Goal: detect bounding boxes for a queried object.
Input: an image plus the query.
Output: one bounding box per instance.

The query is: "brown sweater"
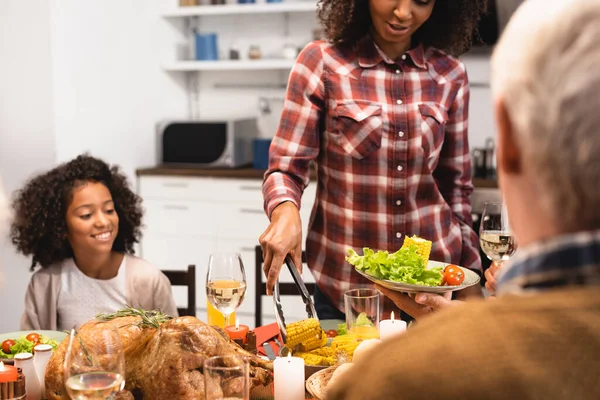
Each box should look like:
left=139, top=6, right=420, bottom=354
left=328, top=286, right=600, bottom=400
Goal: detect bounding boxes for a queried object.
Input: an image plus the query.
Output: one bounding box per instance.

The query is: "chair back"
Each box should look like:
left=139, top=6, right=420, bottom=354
left=254, top=245, right=315, bottom=327
left=163, top=265, right=196, bottom=317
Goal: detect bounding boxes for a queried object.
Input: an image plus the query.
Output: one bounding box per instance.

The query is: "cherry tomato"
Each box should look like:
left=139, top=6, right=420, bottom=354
left=26, top=333, right=40, bottom=344
left=2, top=339, right=15, bottom=354
left=444, top=264, right=461, bottom=274
left=444, top=268, right=465, bottom=286
left=325, top=329, right=338, bottom=338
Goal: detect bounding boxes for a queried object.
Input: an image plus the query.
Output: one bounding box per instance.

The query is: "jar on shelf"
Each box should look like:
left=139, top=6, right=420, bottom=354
left=248, top=45, right=262, bottom=60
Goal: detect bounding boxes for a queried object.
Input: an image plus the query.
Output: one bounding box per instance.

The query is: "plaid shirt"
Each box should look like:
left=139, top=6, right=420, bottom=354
left=263, top=37, right=481, bottom=312
left=497, top=230, right=600, bottom=295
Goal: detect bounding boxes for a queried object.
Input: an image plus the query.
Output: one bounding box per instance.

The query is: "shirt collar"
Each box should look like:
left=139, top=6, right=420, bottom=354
left=497, top=230, right=600, bottom=295
left=357, top=36, right=427, bottom=70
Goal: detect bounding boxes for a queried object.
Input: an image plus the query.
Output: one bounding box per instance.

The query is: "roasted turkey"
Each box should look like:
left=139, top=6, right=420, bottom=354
left=45, top=314, right=273, bottom=399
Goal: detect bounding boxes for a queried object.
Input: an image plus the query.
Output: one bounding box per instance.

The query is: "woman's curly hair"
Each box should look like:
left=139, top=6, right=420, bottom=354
left=10, top=154, right=143, bottom=271
left=318, top=0, right=488, bottom=56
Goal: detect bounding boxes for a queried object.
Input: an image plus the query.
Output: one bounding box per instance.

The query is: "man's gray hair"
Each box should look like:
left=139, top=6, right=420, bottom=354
left=491, top=0, right=600, bottom=231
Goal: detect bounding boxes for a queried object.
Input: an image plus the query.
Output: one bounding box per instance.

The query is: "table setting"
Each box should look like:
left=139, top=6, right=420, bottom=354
left=0, top=202, right=516, bottom=399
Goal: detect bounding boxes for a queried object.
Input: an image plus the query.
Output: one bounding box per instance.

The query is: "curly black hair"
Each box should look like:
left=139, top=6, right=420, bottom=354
left=10, top=154, right=143, bottom=271
left=317, top=0, right=488, bottom=56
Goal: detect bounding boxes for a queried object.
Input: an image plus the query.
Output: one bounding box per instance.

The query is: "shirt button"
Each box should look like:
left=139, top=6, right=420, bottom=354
left=397, top=165, right=403, bottom=171
left=396, top=99, right=403, bottom=105
left=398, top=131, right=405, bottom=137
left=396, top=232, right=402, bottom=238
left=395, top=69, right=400, bottom=74
left=402, top=54, right=407, bottom=60
left=396, top=200, right=402, bottom=206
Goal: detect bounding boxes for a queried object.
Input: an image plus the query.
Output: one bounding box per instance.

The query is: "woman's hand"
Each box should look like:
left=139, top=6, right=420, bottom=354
left=484, top=261, right=502, bottom=294
left=376, top=284, right=458, bottom=320
left=259, top=202, right=303, bottom=295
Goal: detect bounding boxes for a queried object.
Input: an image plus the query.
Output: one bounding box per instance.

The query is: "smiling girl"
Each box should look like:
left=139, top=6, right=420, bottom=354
left=260, top=0, right=487, bottom=319
left=11, top=155, right=177, bottom=330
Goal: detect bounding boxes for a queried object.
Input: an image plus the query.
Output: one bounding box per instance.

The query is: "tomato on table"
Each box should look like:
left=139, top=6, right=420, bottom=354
left=2, top=339, right=15, bottom=354
left=26, top=332, right=40, bottom=345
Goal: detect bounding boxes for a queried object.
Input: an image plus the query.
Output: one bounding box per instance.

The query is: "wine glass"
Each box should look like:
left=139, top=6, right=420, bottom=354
left=63, top=323, right=126, bottom=400
left=479, top=202, right=517, bottom=268
left=206, top=252, right=247, bottom=327
left=203, top=355, right=250, bottom=400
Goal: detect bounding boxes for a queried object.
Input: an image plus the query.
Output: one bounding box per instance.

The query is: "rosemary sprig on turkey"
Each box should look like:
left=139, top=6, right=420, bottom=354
left=95, top=306, right=173, bottom=328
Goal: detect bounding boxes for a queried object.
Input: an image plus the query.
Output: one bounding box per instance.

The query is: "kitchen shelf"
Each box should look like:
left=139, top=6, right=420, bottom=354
left=162, top=2, right=317, bottom=17
left=163, top=59, right=296, bottom=71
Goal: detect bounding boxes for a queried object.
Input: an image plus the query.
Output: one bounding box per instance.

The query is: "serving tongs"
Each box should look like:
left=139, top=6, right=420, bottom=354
left=273, top=255, right=320, bottom=345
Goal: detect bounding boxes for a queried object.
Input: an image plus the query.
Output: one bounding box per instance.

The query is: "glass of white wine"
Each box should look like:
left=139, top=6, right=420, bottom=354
left=206, top=252, right=247, bottom=327
left=479, top=202, right=517, bottom=267
left=63, top=323, right=125, bottom=400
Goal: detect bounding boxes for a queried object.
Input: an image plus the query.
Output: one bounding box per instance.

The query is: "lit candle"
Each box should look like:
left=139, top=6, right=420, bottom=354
left=274, top=353, right=305, bottom=400
left=225, top=318, right=250, bottom=344
left=0, top=361, right=18, bottom=382
left=379, top=311, right=407, bottom=341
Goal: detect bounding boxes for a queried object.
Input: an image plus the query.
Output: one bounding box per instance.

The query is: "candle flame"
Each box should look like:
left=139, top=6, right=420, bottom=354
left=391, top=311, right=395, bottom=321
left=0, top=361, right=4, bottom=370
left=287, top=352, right=292, bottom=360
left=235, top=318, right=239, bottom=330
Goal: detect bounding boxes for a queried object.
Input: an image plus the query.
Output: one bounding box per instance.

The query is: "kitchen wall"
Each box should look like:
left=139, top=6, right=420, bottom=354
left=0, top=0, right=495, bottom=330
left=0, top=0, right=57, bottom=331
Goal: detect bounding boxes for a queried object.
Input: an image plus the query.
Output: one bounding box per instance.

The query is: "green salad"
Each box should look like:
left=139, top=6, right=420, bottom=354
left=0, top=334, right=59, bottom=359
left=346, top=245, right=444, bottom=286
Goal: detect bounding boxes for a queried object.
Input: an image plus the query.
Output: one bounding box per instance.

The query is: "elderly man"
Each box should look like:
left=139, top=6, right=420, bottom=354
left=328, top=0, right=600, bottom=398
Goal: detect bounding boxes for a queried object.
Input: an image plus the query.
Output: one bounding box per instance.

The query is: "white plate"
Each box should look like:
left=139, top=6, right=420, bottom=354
left=355, top=260, right=480, bottom=294
left=0, top=330, right=67, bottom=364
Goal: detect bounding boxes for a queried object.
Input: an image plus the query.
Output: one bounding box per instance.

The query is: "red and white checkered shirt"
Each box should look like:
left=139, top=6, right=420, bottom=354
left=263, top=36, right=482, bottom=312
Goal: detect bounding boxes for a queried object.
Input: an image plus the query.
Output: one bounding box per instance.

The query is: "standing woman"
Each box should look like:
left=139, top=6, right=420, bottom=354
left=260, top=0, right=487, bottom=318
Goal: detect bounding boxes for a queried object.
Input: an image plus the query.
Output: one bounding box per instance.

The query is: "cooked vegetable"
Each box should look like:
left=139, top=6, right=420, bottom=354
left=285, top=318, right=327, bottom=352
left=0, top=333, right=59, bottom=359
left=346, top=245, right=444, bottom=286
left=337, top=323, right=347, bottom=336
left=401, top=236, right=433, bottom=265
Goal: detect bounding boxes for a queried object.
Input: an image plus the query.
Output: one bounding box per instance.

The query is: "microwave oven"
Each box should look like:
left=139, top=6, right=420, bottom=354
left=157, top=118, right=259, bottom=168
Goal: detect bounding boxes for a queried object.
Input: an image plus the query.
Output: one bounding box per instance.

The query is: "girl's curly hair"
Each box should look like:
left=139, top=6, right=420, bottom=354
left=10, top=154, right=143, bottom=271
left=318, top=0, right=488, bottom=56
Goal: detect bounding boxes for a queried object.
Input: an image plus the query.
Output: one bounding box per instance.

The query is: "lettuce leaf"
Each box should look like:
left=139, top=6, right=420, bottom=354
left=347, top=245, right=444, bottom=286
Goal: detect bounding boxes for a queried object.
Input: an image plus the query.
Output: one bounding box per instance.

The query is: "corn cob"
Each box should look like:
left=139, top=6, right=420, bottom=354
left=402, top=235, right=432, bottom=264
left=331, top=334, right=363, bottom=362
left=285, top=318, right=327, bottom=352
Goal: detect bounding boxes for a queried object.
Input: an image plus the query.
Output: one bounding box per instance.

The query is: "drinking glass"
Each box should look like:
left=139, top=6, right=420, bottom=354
left=206, top=252, right=247, bottom=327
left=344, top=288, right=380, bottom=339
left=63, top=323, right=126, bottom=400
left=204, top=355, right=250, bottom=400
left=479, top=202, right=517, bottom=267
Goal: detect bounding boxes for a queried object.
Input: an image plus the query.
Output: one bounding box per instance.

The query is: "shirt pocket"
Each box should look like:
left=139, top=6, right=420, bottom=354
left=418, top=102, right=448, bottom=164
left=329, top=101, right=383, bottom=160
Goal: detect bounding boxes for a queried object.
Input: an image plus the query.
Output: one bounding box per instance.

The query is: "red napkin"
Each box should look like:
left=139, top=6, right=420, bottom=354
left=254, top=322, right=283, bottom=356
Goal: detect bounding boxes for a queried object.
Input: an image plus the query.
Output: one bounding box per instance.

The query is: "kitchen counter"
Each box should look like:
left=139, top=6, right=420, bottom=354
left=136, top=165, right=498, bottom=188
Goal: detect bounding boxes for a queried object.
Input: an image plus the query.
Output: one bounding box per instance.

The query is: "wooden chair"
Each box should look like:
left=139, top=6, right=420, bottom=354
left=163, top=265, right=196, bottom=317
left=254, top=245, right=316, bottom=327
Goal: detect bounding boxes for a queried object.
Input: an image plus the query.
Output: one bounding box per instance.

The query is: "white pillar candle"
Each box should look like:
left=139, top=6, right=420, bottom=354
left=379, top=311, right=407, bottom=341
left=274, top=353, right=305, bottom=400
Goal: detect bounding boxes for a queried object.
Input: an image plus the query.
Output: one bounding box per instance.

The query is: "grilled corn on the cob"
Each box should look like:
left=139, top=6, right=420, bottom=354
left=402, top=235, right=432, bottom=264
left=285, top=318, right=327, bottom=352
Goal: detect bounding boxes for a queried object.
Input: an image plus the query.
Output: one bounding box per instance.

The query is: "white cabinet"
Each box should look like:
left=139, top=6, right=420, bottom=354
left=138, top=174, right=316, bottom=328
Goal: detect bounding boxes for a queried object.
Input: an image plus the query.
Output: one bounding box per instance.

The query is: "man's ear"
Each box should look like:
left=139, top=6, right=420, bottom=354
left=494, top=98, right=522, bottom=174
